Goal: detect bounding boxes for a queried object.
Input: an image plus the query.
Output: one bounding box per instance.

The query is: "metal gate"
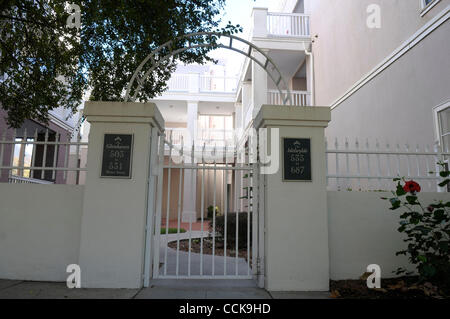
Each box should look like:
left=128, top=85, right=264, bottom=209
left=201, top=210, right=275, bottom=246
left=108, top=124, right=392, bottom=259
left=146, top=131, right=263, bottom=282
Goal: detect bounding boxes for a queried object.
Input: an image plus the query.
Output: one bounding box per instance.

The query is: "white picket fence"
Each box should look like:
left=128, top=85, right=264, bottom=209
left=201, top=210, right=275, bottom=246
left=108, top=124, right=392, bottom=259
left=0, top=128, right=88, bottom=185
left=326, top=138, right=450, bottom=192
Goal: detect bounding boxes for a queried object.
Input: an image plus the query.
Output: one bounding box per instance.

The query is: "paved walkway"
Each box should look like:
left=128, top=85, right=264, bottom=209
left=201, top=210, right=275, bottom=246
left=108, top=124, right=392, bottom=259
left=0, top=279, right=330, bottom=299
left=158, top=231, right=251, bottom=277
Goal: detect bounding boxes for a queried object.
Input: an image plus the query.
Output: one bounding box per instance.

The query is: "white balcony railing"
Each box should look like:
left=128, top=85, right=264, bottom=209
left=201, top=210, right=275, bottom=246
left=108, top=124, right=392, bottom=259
left=267, top=13, right=310, bottom=37
left=8, top=175, right=54, bottom=184
left=268, top=90, right=311, bottom=106
left=165, top=73, right=238, bottom=94
left=165, top=128, right=235, bottom=147
left=166, top=74, right=190, bottom=92
left=199, top=75, right=238, bottom=93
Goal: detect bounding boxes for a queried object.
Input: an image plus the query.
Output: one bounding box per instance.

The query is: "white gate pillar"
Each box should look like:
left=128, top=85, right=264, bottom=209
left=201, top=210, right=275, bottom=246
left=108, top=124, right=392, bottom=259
left=79, top=101, right=164, bottom=288
left=254, top=105, right=331, bottom=292
left=182, top=101, right=198, bottom=222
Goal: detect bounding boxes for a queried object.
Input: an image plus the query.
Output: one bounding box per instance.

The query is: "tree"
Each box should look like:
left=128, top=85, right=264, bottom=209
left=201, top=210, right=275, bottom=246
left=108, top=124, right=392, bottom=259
left=0, top=0, right=241, bottom=128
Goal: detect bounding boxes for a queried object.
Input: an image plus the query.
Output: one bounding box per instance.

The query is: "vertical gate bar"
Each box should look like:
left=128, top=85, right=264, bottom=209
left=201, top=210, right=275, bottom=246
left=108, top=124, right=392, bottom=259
left=0, top=129, right=5, bottom=178
left=143, top=127, right=158, bottom=286
left=212, top=144, right=217, bottom=276
left=235, top=154, right=239, bottom=276
left=396, top=143, right=401, bottom=178
left=258, top=162, right=265, bottom=288
left=63, top=135, right=69, bottom=180
left=325, top=138, right=328, bottom=186
left=21, top=129, right=27, bottom=177
left=223, top=143, right=228, bottom=275
left=75, top=132, right=81, bottom=184
left=252, top=159, right=258, bottom=277
left=164, top=133, right=173, bottom=276
left=200, top=143, right=206, bottom=276
left=247, top=153, right=251, bottom=276
left=52, top=133, right=59, bottom=181
left=175, top=137, right=184, bottom=277
left=187, top=142, right=195, bottom=277
left=9, top=129, right=17, bottom=178
left=41, top=129, right=49, bottom=180
left=152, top=133, right=165, bottom=278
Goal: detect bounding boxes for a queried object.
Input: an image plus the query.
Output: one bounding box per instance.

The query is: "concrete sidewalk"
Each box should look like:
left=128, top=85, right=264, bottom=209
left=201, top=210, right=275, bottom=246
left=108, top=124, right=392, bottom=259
left=0, top=279, right=330, bottom=299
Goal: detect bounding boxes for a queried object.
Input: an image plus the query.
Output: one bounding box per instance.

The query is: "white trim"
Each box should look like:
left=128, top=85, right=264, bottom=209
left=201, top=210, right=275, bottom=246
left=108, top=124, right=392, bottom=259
left=433, top=99, right=450, bottom=146
left=421, top=0, right=441, bottom=17
left=48, top=113, right=75, bottom=132
left=330, top=5, right=450, bottom=110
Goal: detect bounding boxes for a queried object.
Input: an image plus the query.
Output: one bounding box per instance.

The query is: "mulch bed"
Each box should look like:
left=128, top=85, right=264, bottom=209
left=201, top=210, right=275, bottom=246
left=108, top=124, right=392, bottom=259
left=330, top=276, right=449, bottom=299
left=167, top=237, right=250, bottom=261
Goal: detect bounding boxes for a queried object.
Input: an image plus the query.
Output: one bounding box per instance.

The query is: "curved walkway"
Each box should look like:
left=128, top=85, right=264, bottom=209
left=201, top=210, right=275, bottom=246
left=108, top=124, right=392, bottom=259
left=157, top=231, right=251, bottom=277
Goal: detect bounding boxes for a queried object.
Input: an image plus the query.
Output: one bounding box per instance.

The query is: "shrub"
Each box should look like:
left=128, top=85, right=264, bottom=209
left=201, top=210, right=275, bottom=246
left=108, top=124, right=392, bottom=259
left=161, top=228, right=186, bottom=234
left=207, top=205, right=220, bottom=219
left=212, top=212, right=252, bottom=249
left=382, top=162, right=450, bottom=287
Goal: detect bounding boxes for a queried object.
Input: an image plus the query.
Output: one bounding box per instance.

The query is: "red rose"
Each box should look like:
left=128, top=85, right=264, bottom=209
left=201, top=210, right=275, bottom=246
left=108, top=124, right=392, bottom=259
left=403, top=181, right=421, bottom=194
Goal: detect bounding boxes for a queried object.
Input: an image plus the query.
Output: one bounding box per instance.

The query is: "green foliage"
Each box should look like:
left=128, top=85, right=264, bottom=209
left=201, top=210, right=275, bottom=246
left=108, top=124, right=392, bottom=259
left=213, top=212, right=251, bottom=249
left=161, top=227, right=186, bottom=234
left=207, top=205, right=220, bottom=219
left=383, top=163, right=450, bottom=286
left=0, top=0, right=242, bottom=127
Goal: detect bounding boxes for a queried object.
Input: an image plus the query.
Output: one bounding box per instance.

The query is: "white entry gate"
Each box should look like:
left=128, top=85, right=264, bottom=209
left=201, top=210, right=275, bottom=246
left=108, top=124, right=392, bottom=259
left=146, top=131, right=263, bottom=282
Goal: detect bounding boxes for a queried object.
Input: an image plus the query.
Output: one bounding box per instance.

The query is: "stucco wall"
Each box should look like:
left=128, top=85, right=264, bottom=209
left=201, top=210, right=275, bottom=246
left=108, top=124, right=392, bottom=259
left=0, top=184, right=84, bottom=282
left=328, top=191, right=450, bottom=280
left=307, top=0, right=450, bottom=106
left=325, top=20, right=450, bottom=146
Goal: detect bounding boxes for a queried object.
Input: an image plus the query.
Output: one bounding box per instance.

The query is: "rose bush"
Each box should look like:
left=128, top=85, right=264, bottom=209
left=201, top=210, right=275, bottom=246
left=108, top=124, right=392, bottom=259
left=383, top=163, right=450, bottom=289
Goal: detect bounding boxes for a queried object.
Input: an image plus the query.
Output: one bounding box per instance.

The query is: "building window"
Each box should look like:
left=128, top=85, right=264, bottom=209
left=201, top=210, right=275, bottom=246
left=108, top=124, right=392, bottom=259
left=436, top=106, right=450, bottom=152
left=10, top=124, right=59, bottom=181
left=12, top=138, right=34, bottom=178
left=421, top=0, right=441, bottom=16
left=434, top=102, right=450, bottom=192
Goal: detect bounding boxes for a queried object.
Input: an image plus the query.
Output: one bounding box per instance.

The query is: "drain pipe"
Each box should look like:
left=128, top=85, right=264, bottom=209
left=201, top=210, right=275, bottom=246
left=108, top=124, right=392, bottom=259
left=304, top=47, right=315, bottom=106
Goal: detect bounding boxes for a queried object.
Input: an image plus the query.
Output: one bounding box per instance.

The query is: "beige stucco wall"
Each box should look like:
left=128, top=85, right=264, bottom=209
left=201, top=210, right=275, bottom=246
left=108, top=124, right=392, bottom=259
left=325, top=20, right=450, bottom=145
left=0, top=184, right=84, bottom=282
left=328, top=191, right=450, bottom=279
left=307, top=0, right=450, bottom=106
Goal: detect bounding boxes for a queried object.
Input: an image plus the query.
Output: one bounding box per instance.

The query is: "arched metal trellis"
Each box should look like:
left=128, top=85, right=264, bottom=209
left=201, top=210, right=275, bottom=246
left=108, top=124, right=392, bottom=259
left=124, top=32, right=293, bottom=105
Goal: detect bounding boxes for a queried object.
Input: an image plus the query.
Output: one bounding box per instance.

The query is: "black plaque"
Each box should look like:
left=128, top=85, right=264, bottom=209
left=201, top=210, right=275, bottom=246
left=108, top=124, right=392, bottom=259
left=101, top=134, right=133, bottom=178
left=283, top=138, right=311, bottom=181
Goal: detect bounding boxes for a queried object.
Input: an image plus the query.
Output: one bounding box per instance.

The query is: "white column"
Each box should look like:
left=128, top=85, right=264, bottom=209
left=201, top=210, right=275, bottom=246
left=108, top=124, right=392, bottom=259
left=182, top=101, right=198, bottom=222
left=251, top=7, right=268, bottom=38
left=242, top=81, right=252, bottom=129
left=79, top=101, right=164, bottom=288
left=251, top=50, right=268, bottom=119
left=254, top=105, right=331, bottom=292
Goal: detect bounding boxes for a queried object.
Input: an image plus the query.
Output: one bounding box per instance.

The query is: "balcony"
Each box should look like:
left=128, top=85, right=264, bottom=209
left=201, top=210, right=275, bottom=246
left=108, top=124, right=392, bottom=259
left=165, top=128, right=234, bottom=147
left=252, top=8, right=310, bottom=40
left=267, top=90, right=311, bottom=106
left=165, top=73, right=238, bottom=94
left=267, top=13, right=310, bottom=37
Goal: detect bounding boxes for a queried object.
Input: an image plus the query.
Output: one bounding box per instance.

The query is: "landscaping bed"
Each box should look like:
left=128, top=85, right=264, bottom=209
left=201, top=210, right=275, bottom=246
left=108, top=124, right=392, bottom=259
left=330, top=276, right=449, bottom=299
left=167, top=237, right=250, bottom=261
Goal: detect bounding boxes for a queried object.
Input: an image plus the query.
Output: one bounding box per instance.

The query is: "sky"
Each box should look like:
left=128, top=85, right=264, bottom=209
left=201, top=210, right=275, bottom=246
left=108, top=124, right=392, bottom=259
left=203, top=0, right=271, bottom=77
